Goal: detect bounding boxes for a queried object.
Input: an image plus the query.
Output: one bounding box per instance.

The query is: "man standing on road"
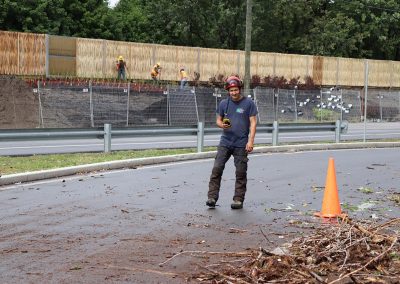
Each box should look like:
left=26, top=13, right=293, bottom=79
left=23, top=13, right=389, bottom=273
left=206, top=75, right=258, bottom=209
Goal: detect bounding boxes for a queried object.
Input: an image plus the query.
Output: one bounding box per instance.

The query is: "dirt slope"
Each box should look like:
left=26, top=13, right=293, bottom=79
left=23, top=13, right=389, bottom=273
left=0, top=76, right=39, bottom=129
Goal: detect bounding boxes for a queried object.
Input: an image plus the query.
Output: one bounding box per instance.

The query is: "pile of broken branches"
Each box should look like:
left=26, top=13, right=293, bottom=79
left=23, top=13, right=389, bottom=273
left=191, top=217, right=400, bottom=283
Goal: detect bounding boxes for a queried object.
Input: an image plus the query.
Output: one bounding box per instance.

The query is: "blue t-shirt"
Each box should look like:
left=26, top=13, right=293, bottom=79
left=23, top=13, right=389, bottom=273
left=217, top=96, right=258, bottom=148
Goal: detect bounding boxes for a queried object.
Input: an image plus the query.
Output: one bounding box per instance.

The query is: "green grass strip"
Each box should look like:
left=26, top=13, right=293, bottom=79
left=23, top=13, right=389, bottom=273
left=1, top=138, right=399, bottom=175
left=0, top=147, right=216, bottom=175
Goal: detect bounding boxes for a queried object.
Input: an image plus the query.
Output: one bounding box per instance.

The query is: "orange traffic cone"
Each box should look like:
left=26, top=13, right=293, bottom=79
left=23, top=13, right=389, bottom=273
left=315, top=158, right=345, bottom=218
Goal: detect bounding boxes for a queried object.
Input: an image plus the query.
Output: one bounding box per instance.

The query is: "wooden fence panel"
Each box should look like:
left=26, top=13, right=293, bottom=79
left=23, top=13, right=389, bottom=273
left=18, top=32, right=45, bottom=75
left=200, top=48, right=220, bottom=81
left=219, top=49, right=240, bottom=78
left=106, top=40, right=133, bottom=79
left=48, top=35, right=76, bottom=76
left=0, top=31, right=45, bottom=75
left=292, top=54, right=312, bottom=82
left=129, top=42, right=153, bottom=80
left=368, top=60, right=382, bottom=87
left=272, top=53, right=311, bottom=82
left=0, top=31, right=18, bottom=75
left=339, top=57, right=362, bottom=87
left=321, top=56, right=337, bottom=86
left=76, top=38, right=104, bottom=78
left=153, top=44, right=200, bottom=81
left=368, top=60, right=379, bottom=87
left=252, top=52, right=274, bottom=79
left=351, top=59, right=364, bottom=87
left=275, top=53, right=293, bottom=79
left=368, top=60, right=391, bottom=87
left=392, top=61, right=400, bottom=88
left=312, top=56, right=323, bottom=85
left=49, top=35, right=76, bottom=56
left=237, top=50, right=245, bottom=78
left=152, top=44, right=179, bottom=81
left=338, top=58, right=352, bottom=87
left=49, top=56, right=76, bottom=76
left=3, top=31, right=400, bottom=88
left=176, top=46, right=198, bottom=81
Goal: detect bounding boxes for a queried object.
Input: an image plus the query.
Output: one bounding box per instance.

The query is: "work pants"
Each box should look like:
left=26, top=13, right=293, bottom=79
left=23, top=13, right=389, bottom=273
left=118, top=69, right=126, bottom=80
left=208, top=146, right=249, bottom=202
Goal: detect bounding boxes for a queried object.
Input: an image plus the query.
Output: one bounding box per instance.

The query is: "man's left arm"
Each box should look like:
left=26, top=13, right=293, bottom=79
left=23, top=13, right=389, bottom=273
left=246, top=115, right=257, bottom=152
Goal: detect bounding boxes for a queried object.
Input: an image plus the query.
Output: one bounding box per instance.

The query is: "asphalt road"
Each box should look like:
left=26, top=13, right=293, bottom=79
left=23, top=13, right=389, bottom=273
left=0, top=148, right=399, bottom=283
left=0, top=122, right=399, bottom=156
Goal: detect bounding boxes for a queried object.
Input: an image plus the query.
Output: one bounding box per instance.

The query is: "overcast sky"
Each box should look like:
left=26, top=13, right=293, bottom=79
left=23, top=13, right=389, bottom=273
left=108, top=0, right=119, bottom=8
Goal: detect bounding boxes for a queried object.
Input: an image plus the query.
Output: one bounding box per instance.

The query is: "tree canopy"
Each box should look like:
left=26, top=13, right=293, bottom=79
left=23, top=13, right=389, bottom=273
left=1, top=0, right=399, bottom=60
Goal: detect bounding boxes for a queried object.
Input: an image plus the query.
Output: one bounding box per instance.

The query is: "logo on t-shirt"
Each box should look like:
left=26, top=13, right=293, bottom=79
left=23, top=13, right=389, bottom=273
left=236, top=108, right=244, bottom=114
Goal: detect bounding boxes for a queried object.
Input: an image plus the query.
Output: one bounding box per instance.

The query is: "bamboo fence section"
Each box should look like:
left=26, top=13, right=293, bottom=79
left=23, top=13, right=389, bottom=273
left=219, top=49, right=239, bottom=77
left=2, top=30, right=400, bottom=87
left=369, top=59, right=392, bottom=87
left=0, top=31, right=45, bottom=75
left=0, top=31, right=18, bottom=75
left=199, top=48, right=220, bottom=81
left=276, top=53, right=293, bottom=80
left=392, top=61, right=400, bottom=88
left=312, top=56, right=324, bottom=85
left=152, top=44, right=198, bottom=81
left=106, top=40, right=133, bottom=78
left=291, top=54, right=312, bottom=80
left=250, top=51, right=272, bottom=77
left=338, top=58, right=363, bottom=87
left=128, top=42, right=153, bottom=79
left=76, top=38, right=104, bottom=78
left=322, top=56, right=337, bottom=86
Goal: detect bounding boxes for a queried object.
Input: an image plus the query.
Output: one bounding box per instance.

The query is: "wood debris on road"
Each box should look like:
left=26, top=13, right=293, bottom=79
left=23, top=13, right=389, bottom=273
left=190, top=217, right=400, bottom=283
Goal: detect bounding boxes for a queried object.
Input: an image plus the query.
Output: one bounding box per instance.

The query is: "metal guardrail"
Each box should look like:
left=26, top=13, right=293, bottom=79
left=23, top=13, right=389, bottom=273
left=0, top=121, right=348, bottom=153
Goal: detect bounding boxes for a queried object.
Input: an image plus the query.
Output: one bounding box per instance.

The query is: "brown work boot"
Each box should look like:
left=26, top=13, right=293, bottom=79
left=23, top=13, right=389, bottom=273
left=206, top=198, right=216, bottom=208
left=231, top=200, right=243, bottom=209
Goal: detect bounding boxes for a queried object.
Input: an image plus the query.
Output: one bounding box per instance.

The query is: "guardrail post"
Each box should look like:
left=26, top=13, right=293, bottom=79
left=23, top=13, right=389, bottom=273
left=197, top=122, right=204, bottom=153
left=335, top=120, right=341, bottom=143
left=104, top=123, right=112, bottom=153
left=272, top=121, right=279, bottom=146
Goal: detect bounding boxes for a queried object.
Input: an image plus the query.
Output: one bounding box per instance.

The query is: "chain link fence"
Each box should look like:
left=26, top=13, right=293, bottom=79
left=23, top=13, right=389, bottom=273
left=253, top=87, right=363, bottom=123
left=34, top=81, right=400, bottom=128
left=253, top=87, right=275, bottom=123
left=168, top=87, right=198, bottom=126
left=367, top=89, right=400, bottom=122
left=38, top=81, right=92, bottom=128
left=317, top=88, right=363, bottom=122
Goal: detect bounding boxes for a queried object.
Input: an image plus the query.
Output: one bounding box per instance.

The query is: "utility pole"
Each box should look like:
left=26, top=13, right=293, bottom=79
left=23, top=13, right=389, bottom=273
left=244, top=0, right=253, bottom=93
